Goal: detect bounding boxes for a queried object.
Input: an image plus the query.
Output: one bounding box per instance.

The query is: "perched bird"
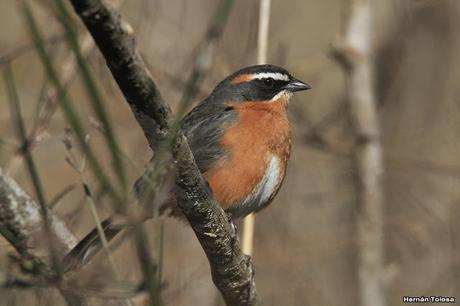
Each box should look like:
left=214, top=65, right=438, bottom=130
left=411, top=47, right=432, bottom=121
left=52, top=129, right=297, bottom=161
left=63, top=64, right=310, bottom=271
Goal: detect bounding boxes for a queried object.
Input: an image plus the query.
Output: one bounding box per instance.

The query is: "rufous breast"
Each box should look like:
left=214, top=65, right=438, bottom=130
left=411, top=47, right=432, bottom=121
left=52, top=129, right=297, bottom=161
left=206, top=94, right=292, bottom=217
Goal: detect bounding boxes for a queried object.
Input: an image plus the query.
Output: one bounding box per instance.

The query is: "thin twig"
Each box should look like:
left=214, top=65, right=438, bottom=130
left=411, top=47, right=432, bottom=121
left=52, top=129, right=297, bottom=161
left=54, top=0, right=128, bottom=192
left=63, top=136, right=131, bottom=306
left=0, top=33, right=69, bottom=66
left=20, top=0, right=122, bottom=205
left=49, top=184, right=77, bottom=209
left=5, top=29, right=95, bottom=178
left=133, top=222, right=163, bottom=306
left=4, top=63, right=63, bottom=281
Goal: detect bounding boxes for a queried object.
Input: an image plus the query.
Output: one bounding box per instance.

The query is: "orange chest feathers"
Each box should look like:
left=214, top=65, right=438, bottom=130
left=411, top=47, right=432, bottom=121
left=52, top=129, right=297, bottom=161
left=206, top=96, right=292, bottom=215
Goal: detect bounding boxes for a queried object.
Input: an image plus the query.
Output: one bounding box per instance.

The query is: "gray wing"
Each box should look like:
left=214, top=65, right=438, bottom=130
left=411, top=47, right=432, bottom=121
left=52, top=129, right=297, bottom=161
left=180, top=99, right=237, bottom=174
left=133, top=99, right=237, bottom=195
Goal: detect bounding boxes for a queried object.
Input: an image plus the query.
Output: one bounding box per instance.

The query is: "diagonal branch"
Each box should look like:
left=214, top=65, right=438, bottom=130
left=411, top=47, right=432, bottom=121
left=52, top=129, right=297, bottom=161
left=66, top=0, right=256, bottom=305
left=0, top=168, right=97, bottom=306
left=68, top=0, right=170, bottom=149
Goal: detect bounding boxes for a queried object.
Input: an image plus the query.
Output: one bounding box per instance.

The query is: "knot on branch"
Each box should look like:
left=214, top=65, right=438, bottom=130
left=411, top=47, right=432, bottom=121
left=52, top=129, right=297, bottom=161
left=331, top=40, right=364, bottom=72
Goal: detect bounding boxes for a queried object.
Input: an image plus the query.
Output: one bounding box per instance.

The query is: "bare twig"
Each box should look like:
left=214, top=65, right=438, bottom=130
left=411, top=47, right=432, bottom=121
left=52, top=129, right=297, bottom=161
left=333, top=1, right=386, bottom=306
left=4, top=63, right=64, bottom=280
left=64, top=136, right=116, bottom=273
left=4, top=29, right=94, bottom=179
left=6, top=0, right=124, bottom=179
left=0, top=33, right=68, bottom=66
left=20, top=0, right=123, bottom=205
left=54, top=0, right=128, bottom=191
left=49, top=184, right=77, bottom=209
left=28, top=33, right=94, bottom=153
left=66, top=0, right=256, bottom=305
left=28, top=0, right=123, bottom=156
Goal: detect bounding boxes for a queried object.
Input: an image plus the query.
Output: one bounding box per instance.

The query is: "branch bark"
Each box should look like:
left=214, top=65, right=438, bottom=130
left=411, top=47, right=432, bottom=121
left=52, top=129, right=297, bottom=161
left=0, top=168, right=77, bottom=254
left=0, top=168, right=97, bottom=306
left=333, top=1, right=386, bottom=306
left=66, top=1, right=256, bottom=305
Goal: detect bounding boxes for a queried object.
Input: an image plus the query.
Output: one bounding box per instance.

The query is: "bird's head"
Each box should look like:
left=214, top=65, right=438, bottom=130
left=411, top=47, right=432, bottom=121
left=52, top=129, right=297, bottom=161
left=210, top=64, right=311, bottom=105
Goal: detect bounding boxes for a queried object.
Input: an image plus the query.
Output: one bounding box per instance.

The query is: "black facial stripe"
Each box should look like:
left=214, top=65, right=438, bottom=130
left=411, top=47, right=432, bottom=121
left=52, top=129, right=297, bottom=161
left=227, top=78, right=289, bottom=103
left=212, top=66, right=293, bottom=103
left=258, top=78, right=289, bottom=88
left=240, top=78, right=289, bottom=101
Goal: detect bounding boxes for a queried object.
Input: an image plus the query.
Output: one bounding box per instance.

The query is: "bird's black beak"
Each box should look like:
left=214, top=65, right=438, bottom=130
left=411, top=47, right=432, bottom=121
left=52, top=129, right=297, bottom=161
left=284, top=77, right=311, bottom=92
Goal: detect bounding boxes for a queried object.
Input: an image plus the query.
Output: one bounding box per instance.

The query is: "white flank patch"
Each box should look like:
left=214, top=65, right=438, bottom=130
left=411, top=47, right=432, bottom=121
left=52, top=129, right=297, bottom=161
left=258, top=155, right=282, bottom=203
left=250, top=72, right=289, bottom=81
left=230, top=155, right=282, bottom=218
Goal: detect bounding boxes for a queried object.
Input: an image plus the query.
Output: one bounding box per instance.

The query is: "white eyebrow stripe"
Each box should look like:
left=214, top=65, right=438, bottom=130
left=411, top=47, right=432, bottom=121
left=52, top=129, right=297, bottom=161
left=250, top=72, right=289, bottom=81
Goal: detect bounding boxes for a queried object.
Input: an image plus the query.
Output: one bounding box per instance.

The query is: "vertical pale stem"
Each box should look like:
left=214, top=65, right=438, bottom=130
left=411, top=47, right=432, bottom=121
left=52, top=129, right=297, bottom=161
left=343, top=1, right=386, bottom=306
left=242, top=0, right=271, bottom=256
left=257, top=0, right=271, bottom=64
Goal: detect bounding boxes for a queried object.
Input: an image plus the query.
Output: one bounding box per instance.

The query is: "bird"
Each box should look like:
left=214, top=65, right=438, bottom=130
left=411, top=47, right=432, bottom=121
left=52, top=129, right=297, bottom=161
left=62, top=64, right=310, bottom=271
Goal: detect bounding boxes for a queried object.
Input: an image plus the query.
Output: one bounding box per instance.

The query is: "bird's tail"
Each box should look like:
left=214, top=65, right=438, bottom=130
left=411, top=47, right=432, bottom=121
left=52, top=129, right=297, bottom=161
left=62, top=217, right=123, bottom=273
left=62, top=172, right=178, bottom=273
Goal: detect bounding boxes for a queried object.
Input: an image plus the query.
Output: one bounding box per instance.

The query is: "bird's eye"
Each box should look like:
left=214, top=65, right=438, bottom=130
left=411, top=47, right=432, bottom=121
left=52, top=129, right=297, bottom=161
left=263, top=78, right=274, bottom=89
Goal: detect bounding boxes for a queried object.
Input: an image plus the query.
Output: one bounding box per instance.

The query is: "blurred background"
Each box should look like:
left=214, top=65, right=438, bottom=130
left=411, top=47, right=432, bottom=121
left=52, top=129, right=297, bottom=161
left=1, top=0, right=460, bottom=305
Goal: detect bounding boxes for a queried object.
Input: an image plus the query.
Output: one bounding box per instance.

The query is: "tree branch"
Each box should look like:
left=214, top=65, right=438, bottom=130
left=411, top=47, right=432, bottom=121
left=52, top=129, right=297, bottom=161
left=0, top=168, right=77, bottom=254
left=333, top=1, right=386, bottom=306
left=0, top=168, right=98, bottom=306
left=66, top=0, right=256, bottom=305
